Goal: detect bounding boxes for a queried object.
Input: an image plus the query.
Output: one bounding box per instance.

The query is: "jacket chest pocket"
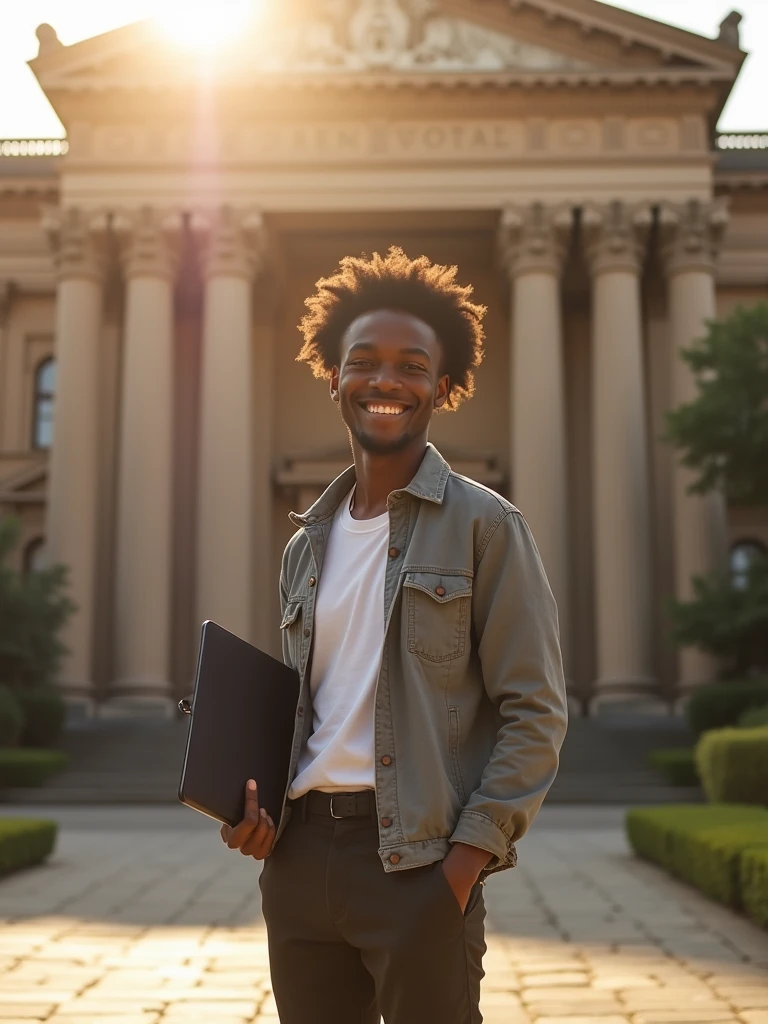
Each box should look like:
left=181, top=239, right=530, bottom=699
left=280, top=600, right=304, bottom=669
left=403, top=571, right=473, bottom=663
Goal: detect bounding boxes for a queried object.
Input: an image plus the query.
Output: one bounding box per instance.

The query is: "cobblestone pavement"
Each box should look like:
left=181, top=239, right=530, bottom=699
left=0, top=806, right=766, bottom=1024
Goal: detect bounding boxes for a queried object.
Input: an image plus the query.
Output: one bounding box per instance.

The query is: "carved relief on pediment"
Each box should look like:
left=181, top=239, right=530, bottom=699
left=259, top=0, right=595, bottom=74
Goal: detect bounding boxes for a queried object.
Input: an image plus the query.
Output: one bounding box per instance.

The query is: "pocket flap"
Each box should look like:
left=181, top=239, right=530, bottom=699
left=403, top=571, right=472, bottom=603
left=280, top=601, right=302, bottom=628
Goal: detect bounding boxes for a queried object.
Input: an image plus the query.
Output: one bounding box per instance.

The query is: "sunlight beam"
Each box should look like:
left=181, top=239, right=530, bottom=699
left=153, top=0, right=257, bottom=53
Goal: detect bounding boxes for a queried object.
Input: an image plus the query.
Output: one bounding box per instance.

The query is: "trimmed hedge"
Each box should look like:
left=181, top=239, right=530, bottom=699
left=741, top=847, right=768, bottom=929
left=0, top=749, right=68, bottom=787
left=687, top=679, right=768, bottom=736
left=648, top=748, right=699, bottom=787
left=696, top=727, right=768, bottom=806
left=0, top=818, right=58, bottom=876
left=0, top=685, right=24, bottom=747
left=626, top=804, right=768, bottom=905
left=739, top=704, right=768, bottom=729
left=16, top=687, right=67, bottom=747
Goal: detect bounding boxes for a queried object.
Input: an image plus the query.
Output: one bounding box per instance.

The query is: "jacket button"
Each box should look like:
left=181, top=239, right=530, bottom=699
left=381, top=817, right=392, bottom=828
left=388, top=547, right=399, bottom=558
left=381, top=755, right=392, bottom=767
left=308, top=576, right=316, bottom=587
left=303, top=628, right=310, bottom=638
left=297, top=706, right=304, bottom=715
left=435, top=585, right=446, bottom=597
left=389, top=853, right=401, bottom=865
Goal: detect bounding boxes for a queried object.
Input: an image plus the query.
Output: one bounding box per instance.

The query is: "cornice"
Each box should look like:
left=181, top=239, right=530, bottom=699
left=715, top=173, right=768, bottom=193
left=37, top=67, right=735, bottom=94
left=504, top=0, right=741, bottom=70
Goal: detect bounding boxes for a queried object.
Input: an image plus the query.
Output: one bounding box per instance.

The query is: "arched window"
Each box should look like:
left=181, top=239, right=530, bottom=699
left=730, top=539, right=767, bottom=591
left=23, top=537, right=46, bottom=575
left=32, top=357, right=56, bottom=450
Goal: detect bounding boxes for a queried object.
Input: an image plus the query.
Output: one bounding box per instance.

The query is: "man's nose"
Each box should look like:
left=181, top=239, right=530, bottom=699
left=369, top=369, right=402, bottom=392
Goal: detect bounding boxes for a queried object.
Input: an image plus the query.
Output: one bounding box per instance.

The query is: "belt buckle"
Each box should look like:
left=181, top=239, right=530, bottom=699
left=330, top=796, right=343, bottom=820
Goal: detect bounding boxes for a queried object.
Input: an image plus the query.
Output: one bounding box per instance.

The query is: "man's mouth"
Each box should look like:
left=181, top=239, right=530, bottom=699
left=359, top=401, right=410, bottom=417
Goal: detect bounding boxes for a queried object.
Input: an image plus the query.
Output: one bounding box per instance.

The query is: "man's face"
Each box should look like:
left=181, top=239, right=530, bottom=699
left=330, top=309, right=449, bottom=456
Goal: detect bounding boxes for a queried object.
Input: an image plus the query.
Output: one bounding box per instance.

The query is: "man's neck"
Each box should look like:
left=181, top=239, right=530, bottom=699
left=349, top=442, right=428, bottom=520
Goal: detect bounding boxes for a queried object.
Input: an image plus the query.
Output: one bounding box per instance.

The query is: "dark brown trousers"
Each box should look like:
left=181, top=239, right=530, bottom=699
left=259, top=790, right=486, bottom=1024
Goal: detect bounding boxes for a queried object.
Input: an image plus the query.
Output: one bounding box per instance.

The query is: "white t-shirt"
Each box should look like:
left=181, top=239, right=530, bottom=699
left=288, top=488, right=389, bottom=799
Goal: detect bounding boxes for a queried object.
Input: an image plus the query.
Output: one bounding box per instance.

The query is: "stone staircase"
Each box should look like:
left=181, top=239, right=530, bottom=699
left=1, top=706, right=701, bottom=806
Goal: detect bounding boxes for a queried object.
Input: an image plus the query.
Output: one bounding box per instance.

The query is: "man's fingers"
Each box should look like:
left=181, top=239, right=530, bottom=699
left=243, top=778, right=260, bottom=817
left=225, top=780, right=262, bottom=849
left=241, top=812, right=276, bottom=859
left=220, top=823, right=232, bottom=844
left=240, top=809, right=270, bottom=855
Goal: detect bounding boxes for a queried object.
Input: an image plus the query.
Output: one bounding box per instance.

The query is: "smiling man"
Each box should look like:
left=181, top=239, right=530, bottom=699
left=222, top=247, right=568, bottom=1024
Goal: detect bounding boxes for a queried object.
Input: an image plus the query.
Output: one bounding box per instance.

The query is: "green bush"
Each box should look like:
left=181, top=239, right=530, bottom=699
left=696, top=727, right=768, bottom=805
left=0, top=749, right=68, bottom=787
left=0, top=685, right=24, bottom=747
left=741, top=847, right=768, bottom=928
left=739, top=704, right=768, bottom=728
left=0, top=516, right=76, bottom=688
left=626, top=805, right=768, bottom=910
left=0, top=818, right=57, bottom=876
left=687, top=679, right=768, bottom=735
left=648, top=748, right=699, bottom=786
left=16, top=687, right=66, bottom=747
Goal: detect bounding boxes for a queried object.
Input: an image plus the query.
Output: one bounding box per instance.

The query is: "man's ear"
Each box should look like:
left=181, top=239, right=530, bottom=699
left=330, top=367, right=340, bottom=403
left=434, top=375, right=450, bottom=410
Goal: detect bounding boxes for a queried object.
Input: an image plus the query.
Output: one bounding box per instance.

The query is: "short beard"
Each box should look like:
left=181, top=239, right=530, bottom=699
left=348, top=424, right=413, bottom=456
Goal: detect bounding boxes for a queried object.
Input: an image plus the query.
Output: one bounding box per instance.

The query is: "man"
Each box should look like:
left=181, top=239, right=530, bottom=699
left=221, top=248, right=568, bottom=1023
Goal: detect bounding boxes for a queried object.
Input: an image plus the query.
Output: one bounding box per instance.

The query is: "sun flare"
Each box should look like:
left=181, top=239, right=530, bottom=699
left=154, top=0, right=258, bottom=52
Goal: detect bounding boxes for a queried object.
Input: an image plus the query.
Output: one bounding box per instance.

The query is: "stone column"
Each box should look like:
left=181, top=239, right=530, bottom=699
left=42, top=208, right=105, bottom=705
left=499, top=203, right=572, bottom=671
left=196, top=207, right=266, bottom=644
left=583, top=201, right=654, bottom=696
left=660, top=199, right=730, bottom=691
left=111, top=208, right=178, bottom=710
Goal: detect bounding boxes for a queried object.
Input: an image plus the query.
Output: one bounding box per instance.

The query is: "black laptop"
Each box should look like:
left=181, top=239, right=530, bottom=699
left=178, top=620, right=301, bottom=827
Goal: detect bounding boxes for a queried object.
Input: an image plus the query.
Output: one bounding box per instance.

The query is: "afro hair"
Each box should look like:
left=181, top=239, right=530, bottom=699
left=297, top=247, right=486, bottom=410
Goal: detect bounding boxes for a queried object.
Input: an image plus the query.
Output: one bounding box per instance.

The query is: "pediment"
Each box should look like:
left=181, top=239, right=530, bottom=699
left=29, top=0, right=744, bottom=96
left=257, top=2, right=597, bottom=74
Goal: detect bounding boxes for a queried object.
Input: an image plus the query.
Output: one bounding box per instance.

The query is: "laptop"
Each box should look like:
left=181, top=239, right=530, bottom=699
left=178, top=620, right=301, bottom=827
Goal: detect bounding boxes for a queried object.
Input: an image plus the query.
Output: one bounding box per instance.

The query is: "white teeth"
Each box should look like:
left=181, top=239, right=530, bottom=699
left=366, top=403, right=405, bottom=416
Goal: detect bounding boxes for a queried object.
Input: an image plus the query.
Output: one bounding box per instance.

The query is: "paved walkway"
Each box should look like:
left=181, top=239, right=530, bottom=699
left=0, top=806, right=766, bottom=1024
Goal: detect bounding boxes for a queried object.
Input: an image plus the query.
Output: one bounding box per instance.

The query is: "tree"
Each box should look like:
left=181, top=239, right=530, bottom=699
left=0, top=516, right=76, bottom=687
left=664, top=303, right=768, bottom=678
left=664, top=302, right=768, bottom=506
left=667, top=557, right=768, bottom=679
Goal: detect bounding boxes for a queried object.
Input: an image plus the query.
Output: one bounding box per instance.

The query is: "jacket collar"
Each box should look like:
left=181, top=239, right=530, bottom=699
left=289, top=443, right=451, bottom=528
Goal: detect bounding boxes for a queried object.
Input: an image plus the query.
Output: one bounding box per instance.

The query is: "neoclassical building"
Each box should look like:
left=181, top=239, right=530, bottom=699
left=1, top=0, right=767, bottom=714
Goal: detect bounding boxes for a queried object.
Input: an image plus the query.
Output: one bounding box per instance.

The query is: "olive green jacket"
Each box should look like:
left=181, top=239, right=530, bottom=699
left=277, top=443, right=568, bottom=875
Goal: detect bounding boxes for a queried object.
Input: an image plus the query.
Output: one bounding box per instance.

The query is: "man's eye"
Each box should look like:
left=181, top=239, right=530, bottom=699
left=404, top=363, right=426, bottom=371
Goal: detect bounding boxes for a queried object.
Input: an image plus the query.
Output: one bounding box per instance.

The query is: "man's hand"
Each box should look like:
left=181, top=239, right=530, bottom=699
left=220, top=779, right=276, bottom=860
left=440, top=842, right=492, bottom=912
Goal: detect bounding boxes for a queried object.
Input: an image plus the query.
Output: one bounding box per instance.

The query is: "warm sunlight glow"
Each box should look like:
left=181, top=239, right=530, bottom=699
left=154, top=0, right=257, bottom=52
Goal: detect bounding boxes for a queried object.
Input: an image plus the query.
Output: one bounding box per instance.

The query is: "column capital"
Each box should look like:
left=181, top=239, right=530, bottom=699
left=193, top=206, right=267, bottom=282
left=583, top=201, right=652, bottom=277
left=42, top=206, right=107, bottom=283
left=659, top=198, right=729, bottom=276
left=499, top=203, right=572, bottom=278
left=114, top=206, right=181, bottom=281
